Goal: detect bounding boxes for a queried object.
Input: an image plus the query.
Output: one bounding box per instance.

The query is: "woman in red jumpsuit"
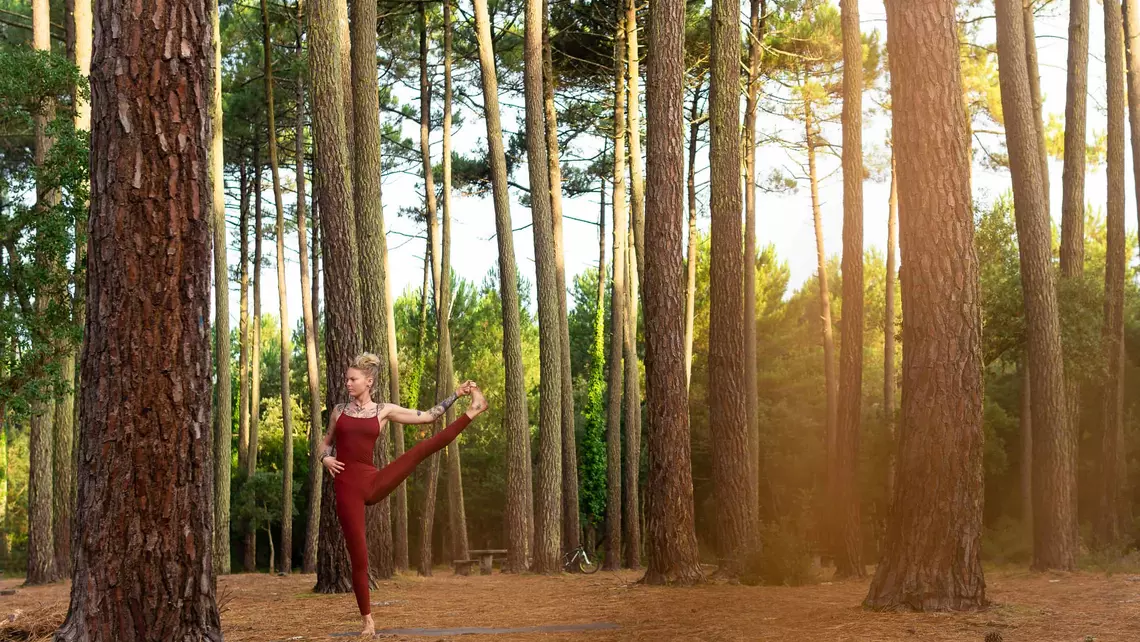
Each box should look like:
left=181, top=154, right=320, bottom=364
left=318, top=353, right=487, bottom=636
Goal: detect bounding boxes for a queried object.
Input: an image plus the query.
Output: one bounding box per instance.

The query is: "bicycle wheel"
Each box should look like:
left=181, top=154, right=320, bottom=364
left=577, top=552, right=600, bottom=574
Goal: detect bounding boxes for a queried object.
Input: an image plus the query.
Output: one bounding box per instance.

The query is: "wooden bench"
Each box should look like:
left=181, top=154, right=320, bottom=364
left=469, top=549, right=508, bottom=575
left=453, top=559, right=479, bottom=576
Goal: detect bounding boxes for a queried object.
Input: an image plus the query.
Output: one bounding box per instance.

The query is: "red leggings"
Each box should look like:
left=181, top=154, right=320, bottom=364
left=333, top=413, right=471, bottom=616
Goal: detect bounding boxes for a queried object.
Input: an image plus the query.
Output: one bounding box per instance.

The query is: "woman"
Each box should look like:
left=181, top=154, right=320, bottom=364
left=318, top=352, right=487, bottom=635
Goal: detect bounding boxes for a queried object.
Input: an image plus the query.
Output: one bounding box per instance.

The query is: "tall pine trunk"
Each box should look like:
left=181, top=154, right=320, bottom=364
left=311, top=0, right=362, bottom=593
left=622, top=226, right=642, bottom=569
left=626, top=0, right=645, bottom=289
left=642, top=0, right=704, bottom=583
left=833, top=0, right=865, bottom=580
left=743, top=0, right=761, bottom=533
left=1125, top=0, right=1140, bottom=236
left=27, top=0, right=56, bottom=587
left=995, top=0, right=1075, bottom=571
left=54, top=0, right=223, bottom=628
left=239, top=158, right=251, bottom=478
left=709, top=0, right=750, bottom=574
left=472, top=0, right=533, bottom=571
left=247, top=135, right=264, bottom=573
left=604, top=13, right=628, bottom=572
left=884, top=153, right=898, bottom=507
left=1023, top=0, right=1049, bottom=213
left=525, top=0, right=564, bottom=574
left=1097, top=0, right=1127, bottom=548
left=543, top=0, right=580, bottom=556
left=211, top=0, right=232, bottom=577
left=350, top=0, right=394, bottom=580
left=865, top=0, right=986, bottom=610
left=684, top=77, right=703, bottom=390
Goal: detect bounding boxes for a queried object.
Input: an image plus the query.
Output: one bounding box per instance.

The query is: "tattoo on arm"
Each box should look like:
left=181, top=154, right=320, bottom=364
left=427, top=391, right=459, bottom=420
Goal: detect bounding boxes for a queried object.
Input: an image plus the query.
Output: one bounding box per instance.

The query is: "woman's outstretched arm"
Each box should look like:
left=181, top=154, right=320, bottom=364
left=383, top=380, right=475, bottom=425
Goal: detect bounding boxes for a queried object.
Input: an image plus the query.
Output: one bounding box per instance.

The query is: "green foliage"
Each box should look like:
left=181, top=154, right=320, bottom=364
left=577, top=269, right=608, bottom=528
left=232, top=470, right=294, bottom=534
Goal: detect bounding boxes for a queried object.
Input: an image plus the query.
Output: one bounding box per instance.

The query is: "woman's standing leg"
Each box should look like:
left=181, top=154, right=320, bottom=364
left=334, top=483, right=372, bottom=615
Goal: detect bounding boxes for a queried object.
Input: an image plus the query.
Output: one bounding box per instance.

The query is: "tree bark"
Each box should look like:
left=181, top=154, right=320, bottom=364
left=604, top=13, right=628, bottom=573
left=995, top=0, right=1076, bottom=571
left=622, top=230, right=641, bottom=569
left=709, top=0, right=751, bottom=574
left=833, top=0, right=865, bottom=580
left=239, top=158, right=251, bottom=478
left=641, top=0, right=704, bottom=583
left=1125, top=0, right=1140, bottom=236
left=27, top=0, right=56, bottom=587
left=472, top=0, right=532, bottom=573
left=53, top=0, right=223, bottom=629
left=543, top=0, right=580, bottom=556
left=211, top=0, right=232, bottom=577
left=626, top=0, right=645, bottom=290
left=743, top=0, right=761, bottom=536
left=865, top=0, right=986, bottom=611
left=1097, top=0, right=1127, bottom=548
left=311, top=0, right=362, bottom=593
left=260, top=0, right=295, bottom=575
left=1023, top=0, right=1049, bottom=213
left=684, top=76, right=703, bottom=390
left=350, top=0, right=394, bottom=580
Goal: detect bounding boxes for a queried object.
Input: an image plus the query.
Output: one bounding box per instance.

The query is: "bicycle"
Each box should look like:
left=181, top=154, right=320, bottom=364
left=562, top=545, right=601, bottom=574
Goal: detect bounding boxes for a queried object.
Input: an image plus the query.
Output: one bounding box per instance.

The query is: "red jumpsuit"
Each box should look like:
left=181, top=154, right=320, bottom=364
left=332, top=409, right=472, bottom=615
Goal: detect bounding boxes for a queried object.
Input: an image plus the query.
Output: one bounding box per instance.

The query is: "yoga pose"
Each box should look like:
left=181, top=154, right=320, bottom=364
left=318, top=353, right=487, bottom=636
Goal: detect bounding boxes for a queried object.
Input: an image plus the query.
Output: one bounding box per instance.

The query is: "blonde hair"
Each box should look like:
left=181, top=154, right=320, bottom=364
left=350, top=353, right=383, bottom=394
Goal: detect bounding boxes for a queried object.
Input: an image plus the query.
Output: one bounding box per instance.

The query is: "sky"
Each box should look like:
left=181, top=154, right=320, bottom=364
left=223, top=0, right=1138, bottom=342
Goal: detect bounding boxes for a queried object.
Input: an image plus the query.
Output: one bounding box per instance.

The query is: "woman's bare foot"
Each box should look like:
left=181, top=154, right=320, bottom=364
left=361, top=614, right=375, bottom=636
left=466, top=385, right=488, bottom=419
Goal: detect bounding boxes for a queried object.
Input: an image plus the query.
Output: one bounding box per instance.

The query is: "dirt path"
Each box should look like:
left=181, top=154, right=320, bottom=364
left=2, top=568, right=1137, bottom=640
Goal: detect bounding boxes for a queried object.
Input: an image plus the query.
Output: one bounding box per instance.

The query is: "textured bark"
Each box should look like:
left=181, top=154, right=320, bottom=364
left=884, top=154, right=898, bottom=506
left=832, top=0, right=865, bottom=580
left=27, top=0, right=56, bottom=587
left=210, top=0, right=231, bottom=577
left=1126, top=0, right=1140, bottom=236
left=1097, top=0, right=1127, bottom=548
left=807, top=96, right=838, bottom=499
left=641, top=0, right=704, bottom=583
left=260, top=0, right=295, bottom=575
left=743, top=0, right=761, bottom=535
left=709, top=0, right=751, bottom=574
left=441, top=0, right=469, bottom=567
left=605, top=14, right=628, bottom=573
left=293, top=0, right=321, bottom=577
left=311, top=0, right=361, bottom=593
left=525, top=0, right=563, bottom=574
left=472, top=0, right=532, bottom=573
left=53, top=0, right=223, bottom=629
left=543, top=0, right=580, bottom=555
left=350, top=0, right=394, bottom=580
left=865, top=0, right=986, bottom=611
left=995, top=0, right=1076, bottom=571
left=53, top=354, right=74, bottom=580
left=684, top=77, right=703, bottom=390
left=238, top=159, right=251, bottom=477
left=622, top=234, right=642, bottom=569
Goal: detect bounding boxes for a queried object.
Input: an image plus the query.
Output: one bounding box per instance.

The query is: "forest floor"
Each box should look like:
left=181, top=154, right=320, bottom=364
left=1, top=566, right=1138, bottom=641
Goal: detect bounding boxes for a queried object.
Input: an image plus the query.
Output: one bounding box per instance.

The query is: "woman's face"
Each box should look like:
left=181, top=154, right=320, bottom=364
left=345, top=368, right=372, bottom=399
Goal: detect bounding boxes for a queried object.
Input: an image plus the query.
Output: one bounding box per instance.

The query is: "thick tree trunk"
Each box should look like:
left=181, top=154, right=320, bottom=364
left=684, top=77, right=703, bottom=390
left=53, top=0, right=223, bottom=630
left=604, top=13, right=628, bottom=573
left=865, top=0, right=986, bottom=611
left=260, top=0, right=295, bottom=575
left=1097, top=0, right=1127, bottom=548
left=1126, top=0, right=1140, bottom=236
left=210, top=0, right=231, bottom=577
left=833, top=0, right=865, bottom=580
left=472, top=0, right=532, bottom=573
left=709, top=0, right=750, bottom=574
left=543, top=0, right=580, bottom=556
left=525, top=0, right=564, bottom=574
left=311, top=0, right=362, bottom=593
left=995, top=0, right=1076, bottom=571
left=641, top=0, right=704, bottom=583
left=350, top=0, right=394, bottom=580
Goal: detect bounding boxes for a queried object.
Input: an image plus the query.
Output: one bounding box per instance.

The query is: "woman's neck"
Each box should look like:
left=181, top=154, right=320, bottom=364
left=351, top=393, right=373, bottom=408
